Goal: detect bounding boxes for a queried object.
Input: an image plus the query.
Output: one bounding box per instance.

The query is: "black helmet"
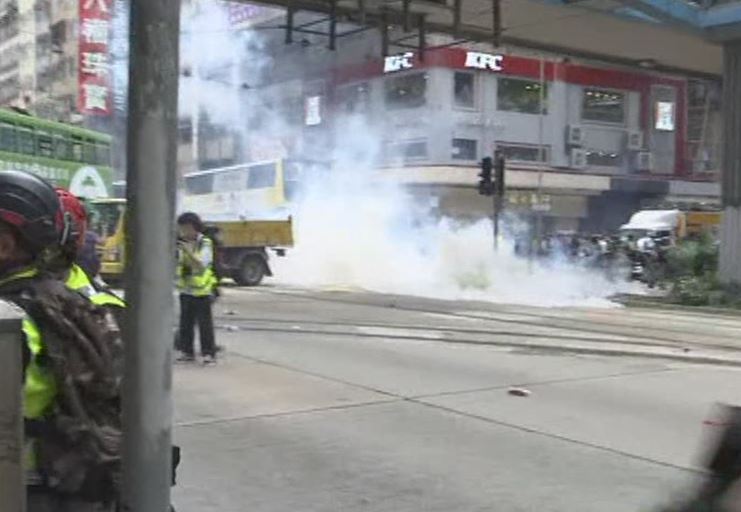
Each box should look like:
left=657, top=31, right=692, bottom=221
left=0, top=170, right=63, bottom=254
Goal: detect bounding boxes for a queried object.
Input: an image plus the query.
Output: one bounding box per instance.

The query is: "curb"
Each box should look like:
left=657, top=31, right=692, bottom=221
left=613, top=295, right=741, bottom=317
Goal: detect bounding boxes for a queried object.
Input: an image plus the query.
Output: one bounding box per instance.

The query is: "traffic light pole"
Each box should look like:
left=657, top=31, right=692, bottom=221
left=479, top=153, right=505, bottom=252
left=492, top=194, right=501, bottom=251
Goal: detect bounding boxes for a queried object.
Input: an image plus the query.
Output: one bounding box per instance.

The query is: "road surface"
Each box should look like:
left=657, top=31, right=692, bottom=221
left=172, top=286, right=741, bottom=511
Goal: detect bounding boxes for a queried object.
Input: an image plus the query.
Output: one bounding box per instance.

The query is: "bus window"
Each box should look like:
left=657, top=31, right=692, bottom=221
left=0, top=123, right=16, bottom=152
left=37, top=131, right=53, bottom=157
left=72, top=137, right=83, bottom=161
left=185, top=174, right=214, bottom=195
left=247, top=163, right=276, bottom=189
left=96, top=142, right=111, bottom=165
left=212, top=169, right=243, bottom=193
left=88, top=201, right=125, bottom=239
left=283, top=161, right=301, bottom=202
left=54, top=135, right=71, bottom=160
left=83, top=140, right=96, bottom=164
left=18, top=126, right=35, bottom=155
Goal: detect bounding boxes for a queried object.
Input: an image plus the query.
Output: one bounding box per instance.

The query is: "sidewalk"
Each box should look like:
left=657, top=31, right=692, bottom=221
left=171, top=341, right=393, bottom=511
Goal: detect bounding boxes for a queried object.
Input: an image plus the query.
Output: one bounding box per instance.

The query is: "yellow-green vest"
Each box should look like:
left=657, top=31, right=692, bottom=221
left=66, top=264, right=125, bottom=308
left=177, top=236, right=217, bottom=297
left=0, top=268, right=57, bottom=472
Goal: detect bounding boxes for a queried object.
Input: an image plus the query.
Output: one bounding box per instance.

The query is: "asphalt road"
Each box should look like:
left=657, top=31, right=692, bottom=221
left=172, top=286, right=741, bottom=512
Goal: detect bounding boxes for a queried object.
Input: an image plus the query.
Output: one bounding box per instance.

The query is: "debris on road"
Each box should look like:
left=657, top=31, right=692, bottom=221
left=508, top=387, right=532, bottom=397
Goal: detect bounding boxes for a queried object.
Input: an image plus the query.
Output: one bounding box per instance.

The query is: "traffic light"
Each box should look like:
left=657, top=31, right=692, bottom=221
left=478, top=156, right=493, bottom=196
left=494, top=150, right=506, bottom=197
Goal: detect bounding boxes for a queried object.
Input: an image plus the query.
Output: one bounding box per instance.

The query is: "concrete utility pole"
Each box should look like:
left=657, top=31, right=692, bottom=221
left=719, top=40, right=741, bottom=284
left=121, top=0, right=181, bottom=510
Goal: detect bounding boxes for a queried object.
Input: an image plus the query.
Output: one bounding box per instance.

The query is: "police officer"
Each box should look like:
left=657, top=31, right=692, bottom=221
left=176, top=211, right=217, bottom=364
left=0, top=170, right=122, bottom=511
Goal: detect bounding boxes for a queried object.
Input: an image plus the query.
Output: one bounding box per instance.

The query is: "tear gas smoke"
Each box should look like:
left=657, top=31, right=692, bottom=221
left=182, top=1, right=637, bottom=307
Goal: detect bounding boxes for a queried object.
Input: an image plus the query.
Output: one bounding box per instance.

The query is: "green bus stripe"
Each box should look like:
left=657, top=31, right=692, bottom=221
left=0, top=109, right=111, bottom=143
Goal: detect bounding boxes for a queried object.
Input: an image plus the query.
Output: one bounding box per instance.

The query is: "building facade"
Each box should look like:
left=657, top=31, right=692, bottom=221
left=0, top=0, right=723, bottom=231
left=186, top=11, right=723, bottom=231
left=0, top=0, right=80, bottom=120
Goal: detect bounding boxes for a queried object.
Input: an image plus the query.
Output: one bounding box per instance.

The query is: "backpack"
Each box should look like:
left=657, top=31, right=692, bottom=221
left=1, top=275, right=123, bottom=502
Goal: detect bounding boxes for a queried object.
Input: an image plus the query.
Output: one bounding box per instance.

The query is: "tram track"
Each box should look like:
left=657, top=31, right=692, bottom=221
left=219, top=287, right=741, bottom=354
left=213, top=316, right=741, bottom=367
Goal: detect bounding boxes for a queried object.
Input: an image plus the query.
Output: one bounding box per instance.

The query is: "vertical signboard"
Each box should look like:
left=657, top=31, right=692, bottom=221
left=655, top=101, right=676, bottom=131
left=305, top=96, right=322, bottom=126
left=78, top=0, right=112, bottom=115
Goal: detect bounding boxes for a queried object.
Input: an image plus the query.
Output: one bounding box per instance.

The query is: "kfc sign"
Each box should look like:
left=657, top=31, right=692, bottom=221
left=384, top=52, right=414, bottom=73
left=78, top=0, right=112, bottom=115
left=464, top=52, right=504, bottom=71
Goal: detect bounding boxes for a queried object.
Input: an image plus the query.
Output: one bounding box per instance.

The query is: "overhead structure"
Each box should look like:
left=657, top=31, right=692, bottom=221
left=242, top=0, right=723, bottom=75
left=540, top=1, right=741, bottom=41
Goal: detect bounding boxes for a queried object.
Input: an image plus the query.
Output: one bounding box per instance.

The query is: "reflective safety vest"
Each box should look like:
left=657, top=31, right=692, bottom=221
left=0, top=268, right=57, bottom=472
left=23, top=315, right=57, bottom=473
left=177, top=235, right=217, bottom=297
left=66, top=264, right=126, bottom=309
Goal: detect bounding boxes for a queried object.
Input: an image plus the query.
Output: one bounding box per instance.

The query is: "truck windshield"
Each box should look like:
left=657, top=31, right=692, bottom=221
left=88, top=201, right=125, bottom=239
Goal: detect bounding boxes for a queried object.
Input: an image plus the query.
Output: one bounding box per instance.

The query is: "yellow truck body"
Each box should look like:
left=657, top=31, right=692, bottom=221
left=214, top=219, right=293, bottom=248
left=683, top=211, right=722, bottom=238
left=90, top=199, right=293, bottom=286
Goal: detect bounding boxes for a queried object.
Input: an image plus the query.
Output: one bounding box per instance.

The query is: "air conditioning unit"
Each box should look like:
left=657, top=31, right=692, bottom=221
left=566, top=124, right=585, bottom=146
left=570, top=148, right=588, bottom=169
left=626, top=130, right=644, bottom=151
left=635, top=151, right=654, bottom=172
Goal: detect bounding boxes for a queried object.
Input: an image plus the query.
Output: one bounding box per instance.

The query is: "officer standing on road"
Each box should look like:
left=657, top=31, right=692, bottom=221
left=0, top=170, right=122, bottom=511
left=176, top=211, right=218, bottom=364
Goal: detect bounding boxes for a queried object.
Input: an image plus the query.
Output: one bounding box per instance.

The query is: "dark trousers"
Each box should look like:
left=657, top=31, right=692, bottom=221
left=178, top=294, right=215, bottom=357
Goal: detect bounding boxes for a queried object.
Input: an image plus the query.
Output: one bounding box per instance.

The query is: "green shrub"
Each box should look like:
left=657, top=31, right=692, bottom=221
left=664, top=234, right=718, bottom=279
left=669, top=275, right=716, bottom=306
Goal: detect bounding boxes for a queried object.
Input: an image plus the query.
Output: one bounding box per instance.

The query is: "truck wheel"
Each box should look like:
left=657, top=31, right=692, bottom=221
left=234, top=256, right=265, bottom=286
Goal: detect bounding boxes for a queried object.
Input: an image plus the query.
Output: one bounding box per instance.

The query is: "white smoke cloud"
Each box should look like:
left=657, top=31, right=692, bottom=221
left=273, top=171, right=635, bottom=308
left=179, top=1, right=274, bottom=138
left=182, top=0, right=637, bottom=308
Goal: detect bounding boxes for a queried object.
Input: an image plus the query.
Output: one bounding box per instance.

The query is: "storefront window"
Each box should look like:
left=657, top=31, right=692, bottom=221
left=582, top=88, right=625, bottom=124
left=452, top=138, right=477, bottom=160
left=336, top=82, right=370, bottom=114
left=497, top=143, right=549, bottom=163
left=497, top=78, right=547, bottom=114
left=586, top=149, right=621, bottom=167
left=386, top=140, right=428, bottom=160
left=281, top=97, right=304, bottom=125
left=454, top=72, right=475, bottom=108
left=385, top=73, right=427, bottom=109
